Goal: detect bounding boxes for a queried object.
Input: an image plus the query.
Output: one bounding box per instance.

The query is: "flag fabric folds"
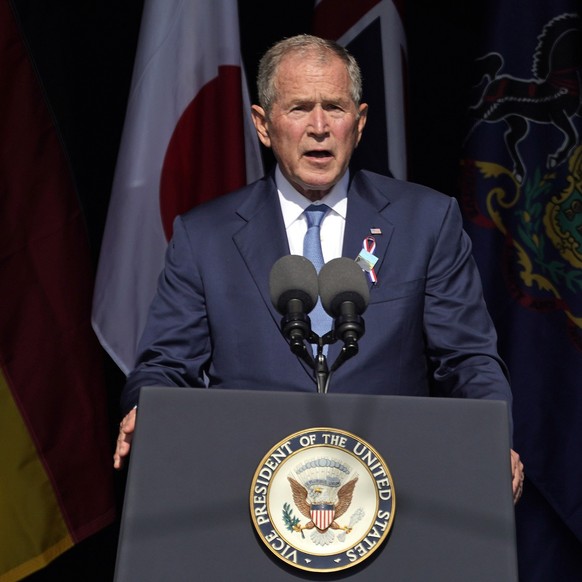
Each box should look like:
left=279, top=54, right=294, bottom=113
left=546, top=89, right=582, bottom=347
left=458, top=2, right=582, bottom=578
left=312, top=0, right=408, bottom=180
left=0, top=2, right=116, bottom=580
left=92, top=0, right=263, bottom=375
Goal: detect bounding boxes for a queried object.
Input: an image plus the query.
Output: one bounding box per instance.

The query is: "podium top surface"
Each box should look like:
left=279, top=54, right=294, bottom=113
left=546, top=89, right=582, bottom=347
left=115, top=387, right=517, bottom=582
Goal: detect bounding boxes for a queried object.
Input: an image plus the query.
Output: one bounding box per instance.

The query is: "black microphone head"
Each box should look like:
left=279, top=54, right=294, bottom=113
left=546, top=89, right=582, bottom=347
left=319, top=257, right=370, bottom=317
left=269, top=255, right=319, bottom=314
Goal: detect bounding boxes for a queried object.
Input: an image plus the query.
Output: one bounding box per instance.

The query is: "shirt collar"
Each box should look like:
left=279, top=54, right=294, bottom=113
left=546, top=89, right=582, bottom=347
left=275, top=165, right=349, bottom=228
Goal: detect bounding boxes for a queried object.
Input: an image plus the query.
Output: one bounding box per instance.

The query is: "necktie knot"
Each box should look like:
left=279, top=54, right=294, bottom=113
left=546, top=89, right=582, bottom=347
left=304, top=204, right=329, bottom=229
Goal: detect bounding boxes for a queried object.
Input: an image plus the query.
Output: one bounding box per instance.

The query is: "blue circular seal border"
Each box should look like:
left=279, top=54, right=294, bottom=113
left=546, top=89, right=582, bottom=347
left=249, top=427, right=396, bottom=573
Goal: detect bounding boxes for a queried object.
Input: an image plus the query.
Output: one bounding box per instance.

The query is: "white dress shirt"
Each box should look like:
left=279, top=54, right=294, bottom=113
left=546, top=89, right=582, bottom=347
left=275, top=165, right=348, bottom=262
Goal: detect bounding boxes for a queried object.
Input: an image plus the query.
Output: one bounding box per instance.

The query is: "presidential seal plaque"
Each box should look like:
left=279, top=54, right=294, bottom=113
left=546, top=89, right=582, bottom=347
left=249, top=427, right=396, bottom=573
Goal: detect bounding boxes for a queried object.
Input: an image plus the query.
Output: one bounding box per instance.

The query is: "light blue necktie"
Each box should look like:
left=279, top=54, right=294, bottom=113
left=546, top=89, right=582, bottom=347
left=303, top=204, right=332, bottom=348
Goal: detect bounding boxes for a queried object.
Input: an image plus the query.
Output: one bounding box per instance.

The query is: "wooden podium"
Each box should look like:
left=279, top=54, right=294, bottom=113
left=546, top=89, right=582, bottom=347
left=114, top=387, right=518, bottom=581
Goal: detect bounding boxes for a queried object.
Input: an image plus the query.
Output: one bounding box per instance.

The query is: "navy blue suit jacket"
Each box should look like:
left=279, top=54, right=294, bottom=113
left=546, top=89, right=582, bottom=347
left=122, top=170, right=511, bottom=415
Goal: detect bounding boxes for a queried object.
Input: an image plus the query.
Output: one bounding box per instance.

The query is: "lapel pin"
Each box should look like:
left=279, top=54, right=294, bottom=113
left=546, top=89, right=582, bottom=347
left=356, top=236, right=379, bottom=285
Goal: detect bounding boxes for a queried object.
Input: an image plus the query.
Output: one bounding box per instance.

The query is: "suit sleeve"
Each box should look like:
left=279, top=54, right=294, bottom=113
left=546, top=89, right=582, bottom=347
left=423, top=196, right=513, bottom=407
left=121, top=216, right=210, bottom=413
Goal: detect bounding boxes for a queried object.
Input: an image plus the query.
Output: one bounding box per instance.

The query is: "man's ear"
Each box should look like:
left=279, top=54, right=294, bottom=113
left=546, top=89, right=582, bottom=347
left=251, top=105, right=271, bottom=148
left=355, top=103, right=368, bottom=147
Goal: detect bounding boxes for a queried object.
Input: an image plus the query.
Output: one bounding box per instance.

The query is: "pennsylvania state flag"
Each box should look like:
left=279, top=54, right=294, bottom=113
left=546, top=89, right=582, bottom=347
left=459, top=2, right=582, bottom=579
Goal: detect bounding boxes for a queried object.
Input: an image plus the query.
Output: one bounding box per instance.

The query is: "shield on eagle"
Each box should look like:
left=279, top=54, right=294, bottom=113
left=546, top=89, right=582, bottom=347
left=310, top=503, right=335, bottom=532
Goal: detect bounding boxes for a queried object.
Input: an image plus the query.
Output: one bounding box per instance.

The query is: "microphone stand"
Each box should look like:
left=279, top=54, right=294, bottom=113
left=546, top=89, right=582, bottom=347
left=309, top=312, right=366, bottom=392
left=311, top=332, right=331, bottom=394
left=280, top=313, right=365, bottom=394
left=306, top=330, right=354, bottom=394
left=283, top=325, right=332, bottom=393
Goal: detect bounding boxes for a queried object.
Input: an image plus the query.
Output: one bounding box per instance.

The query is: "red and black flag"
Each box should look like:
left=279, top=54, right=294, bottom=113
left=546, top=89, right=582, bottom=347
left=0, top=1, right=116, bottom=579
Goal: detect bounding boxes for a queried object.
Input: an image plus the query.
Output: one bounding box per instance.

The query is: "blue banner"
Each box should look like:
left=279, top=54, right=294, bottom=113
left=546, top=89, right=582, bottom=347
left=459, top=3, right=582, bottom=580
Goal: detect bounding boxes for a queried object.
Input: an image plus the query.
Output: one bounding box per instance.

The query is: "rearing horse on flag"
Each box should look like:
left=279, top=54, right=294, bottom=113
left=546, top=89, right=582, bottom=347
left=467, top=13, right=582, bottom=183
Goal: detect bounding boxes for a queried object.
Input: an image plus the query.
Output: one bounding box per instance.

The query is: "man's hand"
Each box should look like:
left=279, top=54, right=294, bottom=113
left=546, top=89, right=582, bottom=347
left=510, top=449, right=524, bottom=504
left=114, top=407, right=137, bottom=470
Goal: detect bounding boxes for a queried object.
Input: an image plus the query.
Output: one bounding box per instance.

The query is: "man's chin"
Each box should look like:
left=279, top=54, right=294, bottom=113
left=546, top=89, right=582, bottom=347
left=295, top=182, right=335, bottom=201
left=293, top=173, right=341, bottom=199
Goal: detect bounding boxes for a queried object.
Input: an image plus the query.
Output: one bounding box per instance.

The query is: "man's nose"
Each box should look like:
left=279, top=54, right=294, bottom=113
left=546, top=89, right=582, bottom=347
left=307, top=106, right=329, bottom=136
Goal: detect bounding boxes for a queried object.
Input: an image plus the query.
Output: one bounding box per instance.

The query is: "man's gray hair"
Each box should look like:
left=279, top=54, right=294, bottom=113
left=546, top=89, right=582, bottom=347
left=256, top=34, right=363, bottom=114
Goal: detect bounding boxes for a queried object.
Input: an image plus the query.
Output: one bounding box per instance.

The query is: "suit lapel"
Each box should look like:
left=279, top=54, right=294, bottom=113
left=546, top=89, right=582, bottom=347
left=232, top=176, right=288, bottom=324
left=323, top=172, right=395, bottom=367
left=342, top=172, right=394, bottom=280
left=233, top=179, right=318, bottom=382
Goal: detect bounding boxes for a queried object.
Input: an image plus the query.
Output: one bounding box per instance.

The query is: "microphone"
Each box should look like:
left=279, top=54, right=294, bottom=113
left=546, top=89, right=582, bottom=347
left=319, top=257, right=369, bottom=354
left=269, top=255, right=319, bottom=351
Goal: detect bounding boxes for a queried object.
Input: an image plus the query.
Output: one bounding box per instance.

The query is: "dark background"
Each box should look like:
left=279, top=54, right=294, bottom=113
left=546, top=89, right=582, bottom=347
left=10, top=1, right=541, bottom=580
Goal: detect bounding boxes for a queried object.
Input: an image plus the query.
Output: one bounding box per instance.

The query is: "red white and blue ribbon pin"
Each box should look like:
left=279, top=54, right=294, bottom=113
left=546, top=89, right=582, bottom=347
left=356, top=236, right=378, bottom=284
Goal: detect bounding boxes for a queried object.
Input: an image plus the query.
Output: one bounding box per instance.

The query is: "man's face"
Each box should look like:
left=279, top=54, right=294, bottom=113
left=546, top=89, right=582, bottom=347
left=252, top=52, right=368, bottom=201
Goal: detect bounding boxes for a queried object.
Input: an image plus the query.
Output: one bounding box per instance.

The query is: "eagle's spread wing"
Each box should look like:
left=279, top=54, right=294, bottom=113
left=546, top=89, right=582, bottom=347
left=287, top=477, right=311, bottom=518
left=334, top=477, right=358, bottom=518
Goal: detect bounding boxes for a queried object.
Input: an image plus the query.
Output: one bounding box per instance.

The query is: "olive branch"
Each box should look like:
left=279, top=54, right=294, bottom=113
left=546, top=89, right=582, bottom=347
left=516, top=168, right=582, bottom=293
left=282, top=502, right=302, bottom=536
